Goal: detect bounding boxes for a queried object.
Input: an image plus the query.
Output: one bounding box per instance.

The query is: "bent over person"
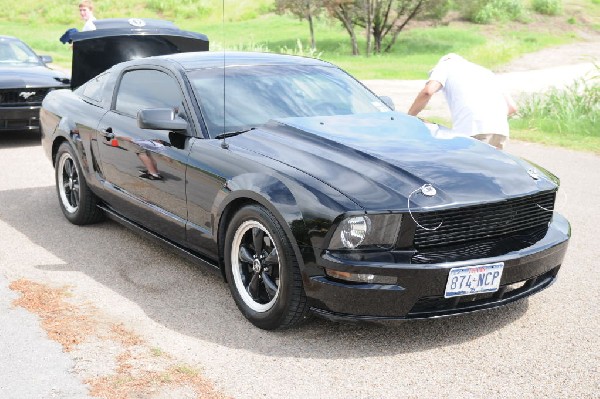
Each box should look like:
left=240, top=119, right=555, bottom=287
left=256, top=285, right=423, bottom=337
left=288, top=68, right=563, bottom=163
left=408, top=53, right=518, bottom=150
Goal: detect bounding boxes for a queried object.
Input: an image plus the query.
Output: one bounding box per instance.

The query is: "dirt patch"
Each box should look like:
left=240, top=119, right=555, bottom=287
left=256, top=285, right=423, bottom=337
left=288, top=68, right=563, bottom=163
left=10, top=279, right=230, bottom=399
left=10, top=279, right=96, bottom=352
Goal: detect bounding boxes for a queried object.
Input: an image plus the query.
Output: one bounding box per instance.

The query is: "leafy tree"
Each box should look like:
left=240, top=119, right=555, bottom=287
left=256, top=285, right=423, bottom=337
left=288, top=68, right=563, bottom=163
left=275, top=0, right=324, bottom=50
left=323, top=0, right=362, bottom=55
left=324, top=0, right=450, bottom=55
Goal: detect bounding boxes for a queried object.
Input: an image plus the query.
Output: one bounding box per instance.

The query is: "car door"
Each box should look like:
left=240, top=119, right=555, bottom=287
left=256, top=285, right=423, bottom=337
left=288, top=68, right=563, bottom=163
left=96, top=68, right=191, bottom=243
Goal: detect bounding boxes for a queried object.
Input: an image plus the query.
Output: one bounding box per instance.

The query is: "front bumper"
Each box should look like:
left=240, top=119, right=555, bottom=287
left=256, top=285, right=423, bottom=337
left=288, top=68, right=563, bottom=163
left=303, top=213, right=570, bottom=320
left=0, top=106, right=41, bottom=131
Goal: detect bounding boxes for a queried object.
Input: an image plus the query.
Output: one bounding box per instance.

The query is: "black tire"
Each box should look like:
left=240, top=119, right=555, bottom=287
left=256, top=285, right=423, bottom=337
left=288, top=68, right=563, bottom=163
left=224, top=204, right=309, bottom=330
left=55, top=142, right=104, bottom=225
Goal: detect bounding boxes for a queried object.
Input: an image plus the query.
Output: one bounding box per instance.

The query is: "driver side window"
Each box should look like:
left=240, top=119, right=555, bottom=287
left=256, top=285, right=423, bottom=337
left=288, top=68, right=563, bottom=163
left=115, top=69, right=184, bottom=118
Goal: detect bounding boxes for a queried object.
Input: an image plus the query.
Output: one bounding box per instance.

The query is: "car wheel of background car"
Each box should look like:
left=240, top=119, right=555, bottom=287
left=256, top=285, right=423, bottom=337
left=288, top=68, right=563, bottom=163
left=55, top=142, right=104, bottom=225
left=224, top=204, right=309, bottom=330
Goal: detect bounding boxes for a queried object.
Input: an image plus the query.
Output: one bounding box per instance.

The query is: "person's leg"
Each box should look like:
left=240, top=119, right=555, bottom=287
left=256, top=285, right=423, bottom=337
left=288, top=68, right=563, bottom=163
left=473, top=134, right=507, bottom=150
left=137, top=151, right=162, bottom=179
left=489, top=134, right=508, bottom=150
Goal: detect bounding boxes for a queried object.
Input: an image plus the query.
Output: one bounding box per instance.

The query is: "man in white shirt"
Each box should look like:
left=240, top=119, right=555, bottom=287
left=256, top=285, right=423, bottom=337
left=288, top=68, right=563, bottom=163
left=408, top=53, right=518, bottom=149
left=79, top=0, right=97, bottom=31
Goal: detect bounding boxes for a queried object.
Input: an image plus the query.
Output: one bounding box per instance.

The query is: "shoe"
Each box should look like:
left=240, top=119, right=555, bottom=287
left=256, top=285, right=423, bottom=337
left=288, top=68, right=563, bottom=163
left=139, top=172, right=163, bottom=180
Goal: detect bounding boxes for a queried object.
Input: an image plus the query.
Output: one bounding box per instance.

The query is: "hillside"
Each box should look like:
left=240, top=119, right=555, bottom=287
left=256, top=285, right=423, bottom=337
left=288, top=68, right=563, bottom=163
left=0, top=0, right=598, bottom=79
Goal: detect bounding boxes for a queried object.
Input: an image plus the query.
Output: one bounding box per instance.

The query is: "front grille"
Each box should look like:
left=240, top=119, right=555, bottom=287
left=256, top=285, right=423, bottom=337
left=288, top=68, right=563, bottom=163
left=413, top=191, right=555, bottom=249
left=0, top=88, right=49, bottom=106
left=412, top=227, right=548, bottom=264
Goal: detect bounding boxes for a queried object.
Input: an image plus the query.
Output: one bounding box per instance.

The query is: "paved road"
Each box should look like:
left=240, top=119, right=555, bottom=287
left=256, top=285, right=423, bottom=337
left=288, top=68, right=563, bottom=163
left=1, top=42, right=600, bottom=397
left=364, top=62, right=598, bottom=121
left=1, top=127, right=599, bottom=398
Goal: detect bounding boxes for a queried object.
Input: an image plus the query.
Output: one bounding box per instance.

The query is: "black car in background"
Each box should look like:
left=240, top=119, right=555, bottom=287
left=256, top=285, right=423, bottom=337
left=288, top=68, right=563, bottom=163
left=0, top=35, right=69, bottom=132
left=40, top=19, right=570, bottom=330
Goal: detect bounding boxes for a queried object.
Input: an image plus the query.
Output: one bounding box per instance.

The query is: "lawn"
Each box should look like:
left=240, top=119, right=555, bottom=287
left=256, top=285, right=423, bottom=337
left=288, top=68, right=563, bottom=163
left=0, top=2, right=584, bottom=79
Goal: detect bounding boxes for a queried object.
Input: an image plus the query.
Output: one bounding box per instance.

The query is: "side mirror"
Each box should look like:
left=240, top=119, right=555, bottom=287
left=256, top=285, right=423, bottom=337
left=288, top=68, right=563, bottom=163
left=380, top=95, right=395, bottom=111
left=137, top=108, right=188, bottom=132
left=40, top=55, right=53, bottom=64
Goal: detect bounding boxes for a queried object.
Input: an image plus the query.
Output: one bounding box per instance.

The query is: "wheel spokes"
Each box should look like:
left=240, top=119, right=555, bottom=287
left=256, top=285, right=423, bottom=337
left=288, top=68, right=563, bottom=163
left=67, top=160, right=77, bottom=181
left=247, top=272, right=260, bottom=300
left=239, top=245, right=254, bottom=264
left=252, top=227, right=264, bottom=254
left=262, top=271, right=278, bottom=299
left=263, top=248, right=278, bottom=265
left=72, top=184, right=80, bottom=207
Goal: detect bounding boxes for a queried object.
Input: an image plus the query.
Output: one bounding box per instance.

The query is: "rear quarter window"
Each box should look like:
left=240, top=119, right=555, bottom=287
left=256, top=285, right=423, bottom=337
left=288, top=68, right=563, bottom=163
left=77, top=72, right=109, bottom=102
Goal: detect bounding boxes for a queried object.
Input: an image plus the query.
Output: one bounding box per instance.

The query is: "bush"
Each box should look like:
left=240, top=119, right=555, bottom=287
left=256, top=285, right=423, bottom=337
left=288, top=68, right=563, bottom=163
left=531, top=0, right=562, bottom=15
left=517, top=67, right=599, bottom=136
left=461, top=0, right=526, bottom=24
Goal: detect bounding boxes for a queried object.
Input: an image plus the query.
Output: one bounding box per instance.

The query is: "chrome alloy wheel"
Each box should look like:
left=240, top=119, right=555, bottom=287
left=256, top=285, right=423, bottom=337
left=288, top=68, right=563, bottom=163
left=57, top=152, right=80, bottom=214
left=231, top=220, right=281, bottom=312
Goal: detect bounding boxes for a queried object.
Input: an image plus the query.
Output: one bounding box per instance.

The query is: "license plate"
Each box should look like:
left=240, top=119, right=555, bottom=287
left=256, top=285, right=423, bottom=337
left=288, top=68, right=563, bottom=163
left=444, top=263, right=504, bottom=298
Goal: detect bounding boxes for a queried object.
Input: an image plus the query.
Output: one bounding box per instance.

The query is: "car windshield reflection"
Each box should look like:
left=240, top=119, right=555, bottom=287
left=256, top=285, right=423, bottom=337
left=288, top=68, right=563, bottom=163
left=189, top=65, right=387, bottom=138
left=0, top=39, right=42, bottom=66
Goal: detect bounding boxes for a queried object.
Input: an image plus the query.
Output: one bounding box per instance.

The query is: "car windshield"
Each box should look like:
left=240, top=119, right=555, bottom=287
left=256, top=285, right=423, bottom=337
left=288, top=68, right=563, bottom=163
left=0, top=39, right=42, bottom=66
left=188, top=65, right=388, bottom=138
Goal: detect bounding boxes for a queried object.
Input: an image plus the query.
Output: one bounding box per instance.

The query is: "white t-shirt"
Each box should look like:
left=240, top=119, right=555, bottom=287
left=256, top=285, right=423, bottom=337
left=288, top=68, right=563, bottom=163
left=82, top=16, right=97, bottom=31
left=429, top=55, right=509, bottom=137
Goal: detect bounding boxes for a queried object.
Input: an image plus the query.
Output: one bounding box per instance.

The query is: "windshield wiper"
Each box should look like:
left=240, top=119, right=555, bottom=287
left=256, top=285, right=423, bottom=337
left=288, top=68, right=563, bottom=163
left=214, top=127, right=256, bottom=140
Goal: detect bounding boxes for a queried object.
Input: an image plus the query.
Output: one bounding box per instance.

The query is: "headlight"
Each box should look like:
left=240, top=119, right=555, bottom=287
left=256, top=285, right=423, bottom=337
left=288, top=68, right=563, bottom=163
left=328, top=214, right=402, bottom=250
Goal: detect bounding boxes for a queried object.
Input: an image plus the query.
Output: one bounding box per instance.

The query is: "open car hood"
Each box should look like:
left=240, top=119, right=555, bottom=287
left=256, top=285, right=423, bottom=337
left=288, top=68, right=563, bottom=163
left=70, top=18, right=208, bottom=88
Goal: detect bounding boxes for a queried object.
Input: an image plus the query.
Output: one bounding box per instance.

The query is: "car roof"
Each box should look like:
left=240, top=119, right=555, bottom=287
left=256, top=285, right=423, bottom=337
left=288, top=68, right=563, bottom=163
left=151, top=51, right=333, bottom=70
left=0, top=36, right=20, bottom=42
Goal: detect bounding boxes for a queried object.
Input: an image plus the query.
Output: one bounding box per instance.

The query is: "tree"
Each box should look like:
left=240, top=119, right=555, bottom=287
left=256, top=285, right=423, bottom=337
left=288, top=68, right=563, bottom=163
left=275, top=0, right=323, bottom=50
left=323, top=0, right=362, bottom=55
left=324, top=0, right=449, bottom=55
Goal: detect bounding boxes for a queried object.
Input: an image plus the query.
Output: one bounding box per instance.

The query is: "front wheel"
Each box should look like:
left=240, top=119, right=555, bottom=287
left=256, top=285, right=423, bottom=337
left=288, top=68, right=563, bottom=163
left=224, top=205, right=308, bottom=330
left=55, top=142, right=104, bottom=225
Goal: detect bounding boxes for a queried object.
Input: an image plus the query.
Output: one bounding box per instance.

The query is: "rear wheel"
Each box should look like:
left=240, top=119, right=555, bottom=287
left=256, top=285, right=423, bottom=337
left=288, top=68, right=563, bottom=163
left=224, top=205, right=308, bottom=330
left=55, top=142, right=104, bottom=225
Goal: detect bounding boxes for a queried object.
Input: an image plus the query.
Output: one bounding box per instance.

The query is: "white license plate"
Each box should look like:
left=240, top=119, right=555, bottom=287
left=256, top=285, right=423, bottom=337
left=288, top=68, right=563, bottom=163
left=444, top=263, right=504, bottom=298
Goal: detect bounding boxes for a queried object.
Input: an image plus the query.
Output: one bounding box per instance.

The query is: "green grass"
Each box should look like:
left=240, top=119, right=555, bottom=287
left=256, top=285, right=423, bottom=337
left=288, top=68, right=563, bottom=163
left=0, top=2, right=580, bottom=79
left=510, top=68, right=600, bottom=153
left=175, top=15, right=574, bottom=79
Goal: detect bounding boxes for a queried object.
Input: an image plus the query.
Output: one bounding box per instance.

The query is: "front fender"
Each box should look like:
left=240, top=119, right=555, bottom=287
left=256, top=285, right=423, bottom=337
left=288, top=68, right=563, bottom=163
left=216, top=173, right=308, bottom=248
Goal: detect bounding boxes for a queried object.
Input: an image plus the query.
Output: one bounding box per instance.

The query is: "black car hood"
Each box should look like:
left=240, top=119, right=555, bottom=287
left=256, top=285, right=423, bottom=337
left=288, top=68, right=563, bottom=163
left=230, top=112, right=558, bottom=211
left=0, top=65, right=67, bottom=89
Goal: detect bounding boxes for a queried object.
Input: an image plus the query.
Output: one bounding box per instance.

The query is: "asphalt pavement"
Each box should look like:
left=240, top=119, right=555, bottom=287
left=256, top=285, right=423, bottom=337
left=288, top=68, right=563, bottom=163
left=1, top=43, right=599, bottom=398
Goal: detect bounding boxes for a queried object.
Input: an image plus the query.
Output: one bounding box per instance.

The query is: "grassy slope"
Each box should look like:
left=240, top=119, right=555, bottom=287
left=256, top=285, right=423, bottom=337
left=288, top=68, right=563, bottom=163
left=0, top=0, right=589, bottom=79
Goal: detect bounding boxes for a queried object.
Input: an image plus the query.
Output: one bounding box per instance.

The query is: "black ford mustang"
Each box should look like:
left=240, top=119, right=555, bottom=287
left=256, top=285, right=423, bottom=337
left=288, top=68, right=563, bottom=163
left=0, top=35, right=69, bottom=132
left=40, top=19, right=570, bottom=329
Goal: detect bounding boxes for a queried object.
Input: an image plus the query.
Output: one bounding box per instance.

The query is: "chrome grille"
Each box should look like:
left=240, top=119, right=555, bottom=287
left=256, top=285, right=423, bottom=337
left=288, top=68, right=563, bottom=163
left=413, top=191, right=555, bottom=249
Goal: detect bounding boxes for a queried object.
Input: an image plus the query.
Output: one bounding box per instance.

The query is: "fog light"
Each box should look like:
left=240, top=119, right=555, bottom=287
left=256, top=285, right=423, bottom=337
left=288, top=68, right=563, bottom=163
left=325, top=268, right=396, bottom=284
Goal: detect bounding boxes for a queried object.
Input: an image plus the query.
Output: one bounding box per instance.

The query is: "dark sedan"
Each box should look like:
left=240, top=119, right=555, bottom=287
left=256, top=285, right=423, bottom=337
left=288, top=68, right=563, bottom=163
left=40, top=20, right=570, bottom=330
left=0, top=36, right=69, bottom=132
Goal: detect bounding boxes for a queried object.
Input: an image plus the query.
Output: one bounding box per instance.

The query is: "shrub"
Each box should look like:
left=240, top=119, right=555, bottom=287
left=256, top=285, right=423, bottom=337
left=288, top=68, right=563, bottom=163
left=531, top=0, right=562, bottom=15
left=460, top=0, right=525, bottom=24
left=517, top=66, right=599, bottom=136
